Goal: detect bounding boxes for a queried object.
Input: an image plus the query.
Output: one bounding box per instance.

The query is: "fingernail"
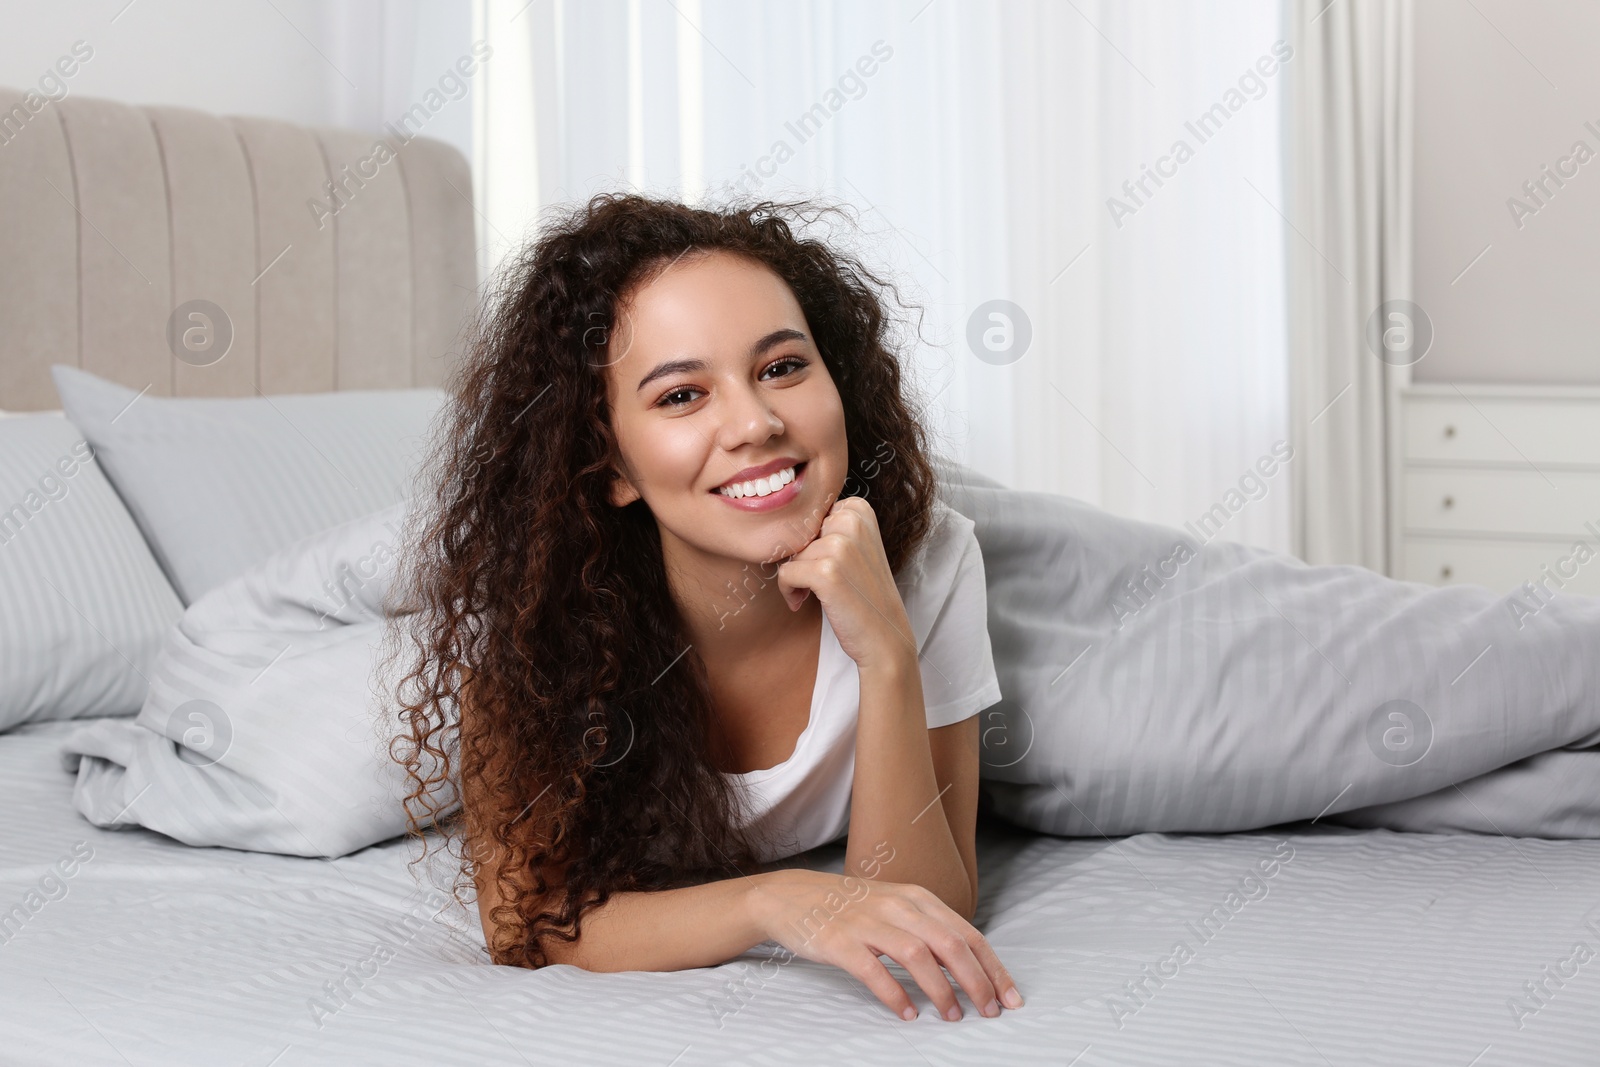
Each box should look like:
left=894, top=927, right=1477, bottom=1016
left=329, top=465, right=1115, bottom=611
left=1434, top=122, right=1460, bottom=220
left=944, top=1005, right=962, bottom=1022
left=1003, top=988, right=1024, bottom=1009
left=901, top=1006, right=917, bottom=1022
left=983, top=999, right=1000, bottom=1017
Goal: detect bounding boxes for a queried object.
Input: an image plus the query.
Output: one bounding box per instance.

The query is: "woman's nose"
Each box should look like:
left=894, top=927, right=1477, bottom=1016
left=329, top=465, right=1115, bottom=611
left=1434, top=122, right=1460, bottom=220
left=717, top=385, right=784, bottom=448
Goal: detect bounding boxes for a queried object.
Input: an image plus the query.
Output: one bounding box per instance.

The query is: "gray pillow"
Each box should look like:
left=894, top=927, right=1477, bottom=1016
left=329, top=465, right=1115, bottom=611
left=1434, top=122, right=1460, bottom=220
left=938, top=464, right=1600, bottom=841
left=0, top=413, right=184, bottom=728
left=51, top=365, right=447, bottom=605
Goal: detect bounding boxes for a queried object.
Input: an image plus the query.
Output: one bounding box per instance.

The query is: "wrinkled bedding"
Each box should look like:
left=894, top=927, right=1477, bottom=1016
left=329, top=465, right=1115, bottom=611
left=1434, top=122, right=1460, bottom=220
left=8, top=719, right=1600, bottom=1065
left=57, top=464, right=1600, bottom=858
left=935, top=463, right=1600, bottom=839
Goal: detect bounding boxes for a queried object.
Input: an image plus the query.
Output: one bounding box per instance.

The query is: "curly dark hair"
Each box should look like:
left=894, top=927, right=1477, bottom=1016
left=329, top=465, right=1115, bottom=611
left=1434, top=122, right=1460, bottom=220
left=381, top=191, right=939, bottom=969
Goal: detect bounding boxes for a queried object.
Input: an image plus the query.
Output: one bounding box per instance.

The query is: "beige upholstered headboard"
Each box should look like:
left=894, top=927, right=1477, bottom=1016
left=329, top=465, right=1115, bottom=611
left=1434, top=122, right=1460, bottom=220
left=0, top=87, right=477, bottom=411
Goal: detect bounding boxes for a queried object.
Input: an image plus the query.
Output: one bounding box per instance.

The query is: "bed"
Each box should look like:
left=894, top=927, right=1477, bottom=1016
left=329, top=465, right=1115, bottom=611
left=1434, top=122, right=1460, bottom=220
left=7, top=714, right=1597, bottom=1065
left=2, top=87, right=1597, bottom=1067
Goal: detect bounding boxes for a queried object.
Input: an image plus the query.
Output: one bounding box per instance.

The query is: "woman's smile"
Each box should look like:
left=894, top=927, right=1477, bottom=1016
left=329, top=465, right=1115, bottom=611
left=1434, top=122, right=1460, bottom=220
left=712, top=460, right=808, bottom=512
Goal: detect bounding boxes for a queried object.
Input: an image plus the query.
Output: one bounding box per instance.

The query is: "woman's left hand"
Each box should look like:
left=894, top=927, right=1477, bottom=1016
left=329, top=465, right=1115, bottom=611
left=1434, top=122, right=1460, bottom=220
left=776, top=497, right=915, bottom=673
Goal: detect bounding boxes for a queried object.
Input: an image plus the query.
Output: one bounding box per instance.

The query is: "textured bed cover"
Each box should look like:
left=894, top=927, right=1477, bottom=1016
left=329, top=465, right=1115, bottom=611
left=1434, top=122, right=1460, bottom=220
left=5, top=719, right=1600, bottom=1066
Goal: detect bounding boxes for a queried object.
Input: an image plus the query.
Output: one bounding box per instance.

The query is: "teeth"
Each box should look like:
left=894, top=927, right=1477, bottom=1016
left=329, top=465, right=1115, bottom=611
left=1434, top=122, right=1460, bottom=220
left=719, top=465, right=796, bottom=499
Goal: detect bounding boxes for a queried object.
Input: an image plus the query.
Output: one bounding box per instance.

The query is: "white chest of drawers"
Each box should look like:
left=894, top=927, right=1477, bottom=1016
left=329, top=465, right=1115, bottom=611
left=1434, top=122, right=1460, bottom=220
left=1394, top=384, right=1600, bottom=596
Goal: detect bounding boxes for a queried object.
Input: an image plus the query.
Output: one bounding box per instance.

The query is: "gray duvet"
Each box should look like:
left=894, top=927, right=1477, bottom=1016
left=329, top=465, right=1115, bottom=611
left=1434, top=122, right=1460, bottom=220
left=935, top=460, right=1600, bottom=840
left=58, top=461, right=1600, bottom=856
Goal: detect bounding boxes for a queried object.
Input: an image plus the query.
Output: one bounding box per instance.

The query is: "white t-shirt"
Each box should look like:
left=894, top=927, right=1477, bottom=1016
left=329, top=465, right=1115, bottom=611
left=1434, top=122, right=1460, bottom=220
left=723, top=499, right=1003, bottom=863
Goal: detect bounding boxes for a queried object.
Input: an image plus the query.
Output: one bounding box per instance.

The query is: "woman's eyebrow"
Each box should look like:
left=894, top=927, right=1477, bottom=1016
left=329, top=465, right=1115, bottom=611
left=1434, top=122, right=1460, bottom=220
left=635, top=358, right=707, bottom=393
left=634, top=328, right=809, bottom=393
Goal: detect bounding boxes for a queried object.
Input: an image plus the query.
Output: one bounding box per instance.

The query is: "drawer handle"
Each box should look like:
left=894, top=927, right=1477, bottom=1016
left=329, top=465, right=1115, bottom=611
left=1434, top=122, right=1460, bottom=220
left=1442, top=496, right=1455, bottom=509
left=1440, top=565, right=1453, bottom=579
left=1444, top=425, right=1457, bottom=439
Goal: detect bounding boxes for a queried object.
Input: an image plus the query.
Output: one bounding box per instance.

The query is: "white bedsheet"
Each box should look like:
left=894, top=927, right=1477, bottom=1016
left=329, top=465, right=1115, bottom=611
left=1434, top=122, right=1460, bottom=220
left=6, top=718, right=1600, bottom=1065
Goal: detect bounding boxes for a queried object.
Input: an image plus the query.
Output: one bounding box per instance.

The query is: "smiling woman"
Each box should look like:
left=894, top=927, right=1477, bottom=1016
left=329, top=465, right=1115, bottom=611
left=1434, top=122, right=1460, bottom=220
left=385, top=193, right=1023, bottom=1024
left=602, top=252, right=849, bottom=567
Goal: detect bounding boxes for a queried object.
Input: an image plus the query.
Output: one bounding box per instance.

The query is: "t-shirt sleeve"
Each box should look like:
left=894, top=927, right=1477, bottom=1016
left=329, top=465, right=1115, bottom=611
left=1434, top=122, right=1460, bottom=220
left=907, top=506, right=1003, bottom=729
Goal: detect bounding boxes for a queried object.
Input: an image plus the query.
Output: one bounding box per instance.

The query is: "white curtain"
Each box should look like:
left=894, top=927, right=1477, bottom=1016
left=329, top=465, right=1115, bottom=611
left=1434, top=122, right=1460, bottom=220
left=319, top=1, right=477, bottom=167
left=472, top=0, right=1295, bottom=554
left=1285, top=0, right=1414, bottom=570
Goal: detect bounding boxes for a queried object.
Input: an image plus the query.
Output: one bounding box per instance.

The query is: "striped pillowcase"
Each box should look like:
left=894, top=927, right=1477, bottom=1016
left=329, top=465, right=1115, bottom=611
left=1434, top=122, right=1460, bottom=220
left=50, top=365, right=448, bottom=606
left=0, top=414, right=184, bottom=728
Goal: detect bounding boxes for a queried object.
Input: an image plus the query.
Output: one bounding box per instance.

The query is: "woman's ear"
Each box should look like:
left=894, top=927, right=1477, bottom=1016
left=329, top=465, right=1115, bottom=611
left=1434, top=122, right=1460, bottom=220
left=609, top=465, right=642, bottom=507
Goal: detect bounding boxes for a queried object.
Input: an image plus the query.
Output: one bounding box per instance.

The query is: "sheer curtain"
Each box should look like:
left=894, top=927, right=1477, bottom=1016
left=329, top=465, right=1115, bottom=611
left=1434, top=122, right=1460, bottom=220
left=1285, top=0, right=1414, bottom=571
left=471, top=0, right=1293, bottom=553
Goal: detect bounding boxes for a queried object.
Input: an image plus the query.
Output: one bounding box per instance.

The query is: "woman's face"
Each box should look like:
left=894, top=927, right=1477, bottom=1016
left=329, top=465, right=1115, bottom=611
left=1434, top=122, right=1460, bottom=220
left=603, top=249, right=849, bottom=568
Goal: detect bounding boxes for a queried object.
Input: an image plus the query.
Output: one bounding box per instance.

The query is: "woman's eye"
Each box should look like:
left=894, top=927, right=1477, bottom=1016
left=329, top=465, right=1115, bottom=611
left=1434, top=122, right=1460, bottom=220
left=657, top=387, right=702, bottom=408
left=655, top=357, right=804, bottom=407
left=761, top=355, right=807, bottom=379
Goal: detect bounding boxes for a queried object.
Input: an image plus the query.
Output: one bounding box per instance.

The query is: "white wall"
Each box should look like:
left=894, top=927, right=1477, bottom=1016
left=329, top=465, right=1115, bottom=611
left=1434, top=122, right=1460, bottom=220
left=0, top=0, right=474, bottom=167
left=1412, top=0, right=1600, bottom=384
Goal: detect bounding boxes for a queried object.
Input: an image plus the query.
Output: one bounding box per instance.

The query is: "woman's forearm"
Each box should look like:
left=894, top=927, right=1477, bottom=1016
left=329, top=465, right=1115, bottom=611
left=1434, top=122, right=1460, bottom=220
left=482, top=870, right=773, bottom=973
left=845, top=652, right=974, bottom=920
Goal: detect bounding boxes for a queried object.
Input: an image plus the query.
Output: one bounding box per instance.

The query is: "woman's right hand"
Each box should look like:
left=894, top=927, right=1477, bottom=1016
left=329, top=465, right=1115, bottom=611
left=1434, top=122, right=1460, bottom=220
left=746, top=868, right=1024, bottom=1022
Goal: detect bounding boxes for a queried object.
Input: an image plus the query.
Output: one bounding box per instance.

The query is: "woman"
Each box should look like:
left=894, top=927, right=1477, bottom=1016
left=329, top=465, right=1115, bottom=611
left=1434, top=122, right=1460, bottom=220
left=388, top=192, right=1025, bottom=1024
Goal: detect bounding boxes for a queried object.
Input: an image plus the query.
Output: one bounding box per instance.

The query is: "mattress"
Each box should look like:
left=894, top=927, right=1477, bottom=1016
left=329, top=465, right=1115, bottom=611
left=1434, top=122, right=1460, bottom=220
left=3, top=719, right=1598, bottom=1066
